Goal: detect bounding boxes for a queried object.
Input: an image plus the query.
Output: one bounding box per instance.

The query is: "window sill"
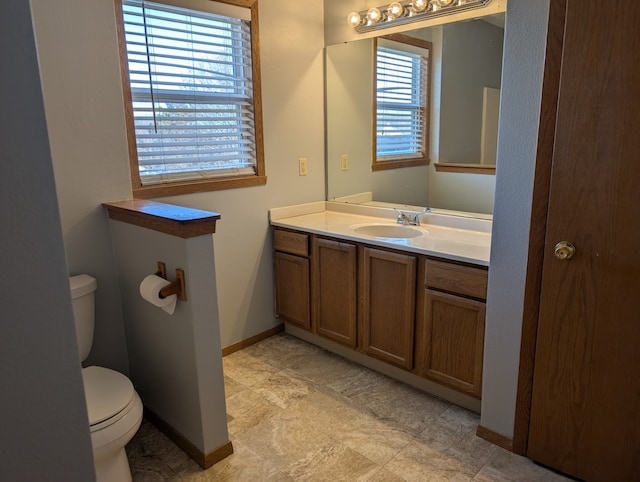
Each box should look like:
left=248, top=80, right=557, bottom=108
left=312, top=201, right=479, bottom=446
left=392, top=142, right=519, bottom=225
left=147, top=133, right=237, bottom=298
left=434, top=163, right=496, bottom=175
left=132, top=175, right=267, bottom=199
left=372, top=157, right=429, bottom=171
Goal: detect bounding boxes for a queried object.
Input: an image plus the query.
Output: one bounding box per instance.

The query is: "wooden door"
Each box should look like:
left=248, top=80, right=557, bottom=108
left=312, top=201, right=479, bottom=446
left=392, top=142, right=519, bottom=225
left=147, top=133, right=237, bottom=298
left=527, top=2, right=640, bottom=480
left=360, top=247, right=416, bottom=369
left=312, top=237, right=357, bottom=347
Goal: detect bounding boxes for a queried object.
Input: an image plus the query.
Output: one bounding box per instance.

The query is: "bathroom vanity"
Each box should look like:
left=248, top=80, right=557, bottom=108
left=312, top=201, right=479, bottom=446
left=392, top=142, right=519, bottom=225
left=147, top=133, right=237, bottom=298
left=270, top=202, right=490, bottom=401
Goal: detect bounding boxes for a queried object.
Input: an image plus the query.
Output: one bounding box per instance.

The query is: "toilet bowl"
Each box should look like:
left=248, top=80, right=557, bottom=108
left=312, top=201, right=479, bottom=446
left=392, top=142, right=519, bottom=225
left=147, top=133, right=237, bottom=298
left=83, top=366, right=143, bottom=482
left=70, top=274, right=143, bottom=482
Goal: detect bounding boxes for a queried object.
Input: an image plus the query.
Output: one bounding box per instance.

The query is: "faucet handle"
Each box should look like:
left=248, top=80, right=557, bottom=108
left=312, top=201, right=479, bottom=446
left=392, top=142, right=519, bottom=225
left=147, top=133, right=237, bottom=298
left=394, top=207, right=424, bottom=225
left=393, top=207, right=430, bottom=225
left=393, top=208, right=405, bottom=224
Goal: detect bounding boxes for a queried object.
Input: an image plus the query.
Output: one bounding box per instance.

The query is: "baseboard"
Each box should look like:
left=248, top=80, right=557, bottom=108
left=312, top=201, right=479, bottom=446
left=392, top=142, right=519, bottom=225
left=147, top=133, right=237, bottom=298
left=144, top=408, right=233, bottom=469
left=202, top=440, right=234, bottom=468
left=476, top=424, right=514, bottom=452
left=221, top=323, right=285, bottom=357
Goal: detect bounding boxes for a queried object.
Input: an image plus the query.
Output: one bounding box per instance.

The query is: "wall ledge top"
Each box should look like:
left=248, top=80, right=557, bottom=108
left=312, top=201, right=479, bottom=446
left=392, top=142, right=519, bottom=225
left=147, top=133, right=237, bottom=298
left=103, top=199, right=221, bottom=238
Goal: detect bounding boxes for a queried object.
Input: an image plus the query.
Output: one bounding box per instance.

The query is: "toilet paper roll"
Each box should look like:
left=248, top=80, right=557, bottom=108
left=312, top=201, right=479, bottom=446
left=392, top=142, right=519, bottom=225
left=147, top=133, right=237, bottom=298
left=139, top=274, right=177, bottom=315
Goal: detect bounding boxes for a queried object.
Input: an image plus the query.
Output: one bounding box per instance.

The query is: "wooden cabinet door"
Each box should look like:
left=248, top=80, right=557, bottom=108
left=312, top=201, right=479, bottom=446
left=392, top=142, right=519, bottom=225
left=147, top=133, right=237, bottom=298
left=527, top=2, right=640, bottom=480
left=312, top=237, right=357, bottom=347
left=274, top=252, right=310, bottom=329
left=418, top=289, right=485, bottom=398
left=360, top=247, right=416, bottom=369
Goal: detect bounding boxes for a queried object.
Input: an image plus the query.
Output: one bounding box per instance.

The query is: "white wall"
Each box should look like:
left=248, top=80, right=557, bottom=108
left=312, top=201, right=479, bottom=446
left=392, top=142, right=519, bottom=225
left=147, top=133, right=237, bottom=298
left=481, top=0, right=550, bottom=437
left=0, top=2, right=95, bottom=479
left=31, top=0, right=326, bottom=361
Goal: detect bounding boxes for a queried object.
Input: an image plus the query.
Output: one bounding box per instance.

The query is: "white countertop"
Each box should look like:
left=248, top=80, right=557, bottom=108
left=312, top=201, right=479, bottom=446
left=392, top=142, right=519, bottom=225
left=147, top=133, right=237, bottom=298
left=270, top=202, right=491, bottom=266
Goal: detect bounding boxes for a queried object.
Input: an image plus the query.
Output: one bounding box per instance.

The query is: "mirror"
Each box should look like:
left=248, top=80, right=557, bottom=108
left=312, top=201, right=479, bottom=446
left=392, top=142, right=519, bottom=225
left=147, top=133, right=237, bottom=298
left=325, top=14, right=505, bottom=215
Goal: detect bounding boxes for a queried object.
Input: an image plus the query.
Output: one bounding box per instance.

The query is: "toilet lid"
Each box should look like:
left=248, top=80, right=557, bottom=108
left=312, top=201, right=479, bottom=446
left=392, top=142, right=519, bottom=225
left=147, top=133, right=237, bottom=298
left=82, top=366, right=135, bottom=426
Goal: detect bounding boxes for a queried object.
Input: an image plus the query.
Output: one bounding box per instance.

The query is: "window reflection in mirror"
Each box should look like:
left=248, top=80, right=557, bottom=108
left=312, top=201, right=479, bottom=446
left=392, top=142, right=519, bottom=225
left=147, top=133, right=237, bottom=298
left=373, top=34, right=432, bottom=171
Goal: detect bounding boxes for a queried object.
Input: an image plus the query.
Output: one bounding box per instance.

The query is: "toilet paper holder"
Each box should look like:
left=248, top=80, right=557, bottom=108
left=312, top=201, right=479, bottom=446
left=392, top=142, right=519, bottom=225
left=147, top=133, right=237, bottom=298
left=155, top=262, right=187, bottom=301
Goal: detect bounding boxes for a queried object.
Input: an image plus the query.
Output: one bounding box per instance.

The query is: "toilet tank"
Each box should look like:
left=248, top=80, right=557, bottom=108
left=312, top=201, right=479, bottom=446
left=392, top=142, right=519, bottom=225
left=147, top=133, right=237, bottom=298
left=69, top=274, right=97, bottom=362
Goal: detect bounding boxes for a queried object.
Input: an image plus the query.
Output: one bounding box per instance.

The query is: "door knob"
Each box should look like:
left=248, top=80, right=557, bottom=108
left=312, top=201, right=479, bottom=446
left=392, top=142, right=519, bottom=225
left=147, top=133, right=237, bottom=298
left=554, top=241, right=576, bottom=260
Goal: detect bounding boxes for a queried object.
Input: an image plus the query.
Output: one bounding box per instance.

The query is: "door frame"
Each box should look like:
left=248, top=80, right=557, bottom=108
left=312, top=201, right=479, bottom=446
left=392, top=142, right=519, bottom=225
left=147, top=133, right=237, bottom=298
left=511, top=0, right=567, bottom=456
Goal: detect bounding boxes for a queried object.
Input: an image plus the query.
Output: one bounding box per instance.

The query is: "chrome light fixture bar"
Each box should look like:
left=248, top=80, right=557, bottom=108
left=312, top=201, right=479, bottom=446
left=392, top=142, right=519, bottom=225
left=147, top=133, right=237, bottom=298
left=347, top=0, right=493, bottom=33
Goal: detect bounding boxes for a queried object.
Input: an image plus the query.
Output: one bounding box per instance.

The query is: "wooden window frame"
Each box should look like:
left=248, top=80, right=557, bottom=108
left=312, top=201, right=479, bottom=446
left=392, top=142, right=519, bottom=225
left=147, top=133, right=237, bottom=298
left=114, top=0, right=266, bottom=198
left=372, top=34, right=432, bottom=172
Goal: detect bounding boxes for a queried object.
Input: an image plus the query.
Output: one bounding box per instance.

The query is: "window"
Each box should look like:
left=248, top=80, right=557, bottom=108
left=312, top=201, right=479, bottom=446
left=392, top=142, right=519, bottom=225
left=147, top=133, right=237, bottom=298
left=116, top=0, right=265, bottom=197
left=373, top=35, right=431, bottom=171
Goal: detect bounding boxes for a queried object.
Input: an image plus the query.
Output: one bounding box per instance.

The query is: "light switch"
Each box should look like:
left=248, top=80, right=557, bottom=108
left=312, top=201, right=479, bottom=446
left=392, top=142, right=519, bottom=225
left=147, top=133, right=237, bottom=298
left=341, top=154, right=349, bottom=171
left=299, top=157, right=308, bottom=176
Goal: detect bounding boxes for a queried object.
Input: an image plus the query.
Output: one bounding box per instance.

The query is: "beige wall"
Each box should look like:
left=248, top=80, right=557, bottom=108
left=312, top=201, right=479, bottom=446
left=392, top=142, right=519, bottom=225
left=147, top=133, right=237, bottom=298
left=31, top=0, right=326, bottom=366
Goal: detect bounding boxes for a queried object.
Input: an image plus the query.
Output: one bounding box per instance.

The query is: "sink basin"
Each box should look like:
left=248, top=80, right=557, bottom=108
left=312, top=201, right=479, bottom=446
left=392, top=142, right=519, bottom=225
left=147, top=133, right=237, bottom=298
left=352, top=223, right=424, bottom=239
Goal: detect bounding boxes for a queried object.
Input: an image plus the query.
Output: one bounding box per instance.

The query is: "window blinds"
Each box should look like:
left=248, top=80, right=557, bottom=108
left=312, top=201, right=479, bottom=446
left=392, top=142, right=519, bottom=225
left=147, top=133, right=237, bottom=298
left=122, top=0, right=257, bottom=185
left=376, top=46, right=427, bottom=159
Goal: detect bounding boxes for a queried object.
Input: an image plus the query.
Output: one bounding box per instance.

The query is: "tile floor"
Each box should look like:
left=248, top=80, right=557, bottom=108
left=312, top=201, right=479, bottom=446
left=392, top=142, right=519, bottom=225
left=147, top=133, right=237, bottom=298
left=127, top=333, right=571, bottom=481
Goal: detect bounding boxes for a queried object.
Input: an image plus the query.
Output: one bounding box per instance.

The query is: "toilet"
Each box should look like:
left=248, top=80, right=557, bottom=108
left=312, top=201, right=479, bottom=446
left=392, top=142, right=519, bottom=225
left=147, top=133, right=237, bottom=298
left=70, top=274, right=143, bottom=482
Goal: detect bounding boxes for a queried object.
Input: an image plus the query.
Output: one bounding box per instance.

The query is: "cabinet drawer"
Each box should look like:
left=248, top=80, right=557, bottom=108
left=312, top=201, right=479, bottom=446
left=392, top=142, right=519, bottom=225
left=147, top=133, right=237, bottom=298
left=274, top=229, right=309, bottom=257
left=425, top=259, right=488, bottom=300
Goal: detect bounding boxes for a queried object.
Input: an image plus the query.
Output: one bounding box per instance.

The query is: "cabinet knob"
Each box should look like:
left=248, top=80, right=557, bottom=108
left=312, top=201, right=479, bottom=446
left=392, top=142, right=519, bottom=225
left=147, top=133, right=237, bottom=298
left=554, top=241, right=576, bottom=260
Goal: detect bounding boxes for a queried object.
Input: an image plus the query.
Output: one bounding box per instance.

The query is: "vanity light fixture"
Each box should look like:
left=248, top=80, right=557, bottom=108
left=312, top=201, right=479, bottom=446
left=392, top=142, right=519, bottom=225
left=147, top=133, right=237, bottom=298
left=347, top=0, right=492, bottom=33
left=367, top=7, right=383, bottom=24
left=413, top=0, right=428, bottom=12
left=387, top=2, right=405, bottom=20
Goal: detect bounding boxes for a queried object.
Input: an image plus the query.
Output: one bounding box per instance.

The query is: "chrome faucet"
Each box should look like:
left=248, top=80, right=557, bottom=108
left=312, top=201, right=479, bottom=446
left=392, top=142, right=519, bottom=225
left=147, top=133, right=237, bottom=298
left=394, top=207, right=431, bottom=226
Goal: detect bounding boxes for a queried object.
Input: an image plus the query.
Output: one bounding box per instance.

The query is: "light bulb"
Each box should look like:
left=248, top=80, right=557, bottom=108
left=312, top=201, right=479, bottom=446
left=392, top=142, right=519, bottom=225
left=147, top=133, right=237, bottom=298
left=413, top=0, right=428, bottom=12
left=346, top=11, right=362, bottom=28
left=367, top=7, right=382, bottom=23
left=387, top=2, right=405, bottom=20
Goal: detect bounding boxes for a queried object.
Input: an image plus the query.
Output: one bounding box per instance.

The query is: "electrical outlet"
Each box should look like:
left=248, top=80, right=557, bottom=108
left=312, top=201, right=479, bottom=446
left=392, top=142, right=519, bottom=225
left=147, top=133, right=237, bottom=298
left=298, top=157, right=308, bottom=176
left=341, top=154, right=349, bottom=171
